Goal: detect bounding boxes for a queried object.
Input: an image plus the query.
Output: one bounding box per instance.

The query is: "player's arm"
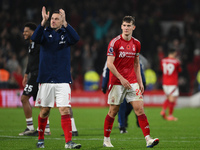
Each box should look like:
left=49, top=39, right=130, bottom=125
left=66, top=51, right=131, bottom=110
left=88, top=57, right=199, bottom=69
left=134, top=56, right=144, bottom=93
left=59, top=9, right=68, bottom=27
left=41, top=6, right=49, bottom=27
left=31, top=7, right=48, bottom=44
left=107, top=56, right=131, bottom=89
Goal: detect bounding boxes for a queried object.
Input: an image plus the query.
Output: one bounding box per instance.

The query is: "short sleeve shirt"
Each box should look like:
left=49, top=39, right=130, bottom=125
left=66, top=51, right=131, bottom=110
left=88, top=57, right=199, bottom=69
left=107, top=35, right=141, bottom=85
left=161, top=57, right=181, bottom=85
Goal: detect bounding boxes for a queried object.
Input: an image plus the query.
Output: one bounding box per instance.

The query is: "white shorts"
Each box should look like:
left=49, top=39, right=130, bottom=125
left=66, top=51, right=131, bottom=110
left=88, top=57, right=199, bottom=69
left=35, top=83, right=71, bottom=107
left=108, top=83, right=143, bottom=105
left=162, top=85, right=179, bottom=96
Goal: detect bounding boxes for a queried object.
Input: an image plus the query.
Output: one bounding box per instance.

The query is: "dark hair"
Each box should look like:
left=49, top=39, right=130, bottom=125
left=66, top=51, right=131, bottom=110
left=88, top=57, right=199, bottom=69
left=168, top=49, right=176, bottom=54
left=122, top=16, right=135, bottom=25
left=24, top=22, right=37, bottom=31
left=53, top=10, right=60, bottom=14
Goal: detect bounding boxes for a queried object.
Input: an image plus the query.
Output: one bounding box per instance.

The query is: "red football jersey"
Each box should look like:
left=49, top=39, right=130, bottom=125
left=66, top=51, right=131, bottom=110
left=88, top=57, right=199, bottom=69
left=107, top=34, right=141, bottom=85
left=161, top=57, right=181, bottom=85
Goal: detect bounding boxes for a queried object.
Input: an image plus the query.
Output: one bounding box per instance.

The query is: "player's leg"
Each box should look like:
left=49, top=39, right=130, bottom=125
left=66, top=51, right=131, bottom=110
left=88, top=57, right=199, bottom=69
left=104, top=104, right=120, bottom=147
left=167, top=95, right=178, bottom=121
left=164, top=85, right=178, bottom=121
left=118, top=99, right=127, bottom=133
left=161, top=85, right=170, bottom=119
left=69, top=107, right=78, bottom=136
left=103, top=85, right=126, bottom=147
left=56, top=83, right=81, bottom=149
left=35, top=83, right=54, bottom=148
left=59, top=107, right=81, bottom=149
left=130, top=101, right=159, bottom=148
left=19, top=94, right=35, bottom=135
left=160, top=97, right=169, bottom=119
left=125, top=102, right=140, bottom=128
left=61, top=105, right=78, bottom=137
left=127, top=83, right=159, bottom=148
left=37, top=107, right=50, bottom=148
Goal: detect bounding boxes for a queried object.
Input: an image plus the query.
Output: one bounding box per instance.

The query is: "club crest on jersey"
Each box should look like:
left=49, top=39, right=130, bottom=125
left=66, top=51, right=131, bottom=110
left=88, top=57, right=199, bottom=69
left=61, top=35, right=64, bottom=40
left=59, top=35, right=66, bottom=44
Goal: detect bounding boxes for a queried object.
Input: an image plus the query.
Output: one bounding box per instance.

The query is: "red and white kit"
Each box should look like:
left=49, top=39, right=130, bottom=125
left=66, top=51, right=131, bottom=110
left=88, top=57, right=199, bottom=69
left=161, top=57, right=181, bottom=96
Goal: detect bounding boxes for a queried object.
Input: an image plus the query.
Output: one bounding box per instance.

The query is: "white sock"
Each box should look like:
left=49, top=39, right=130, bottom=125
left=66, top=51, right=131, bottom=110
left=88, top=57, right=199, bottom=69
left=145, top=135, right=151, bottom=142
left=104, top=136, right=111, bottom=142
left=45, top=119, right=50, bottom=132
left=26, top=117, right=34, bottom=131
left=71, top=118, right=77, bottom=132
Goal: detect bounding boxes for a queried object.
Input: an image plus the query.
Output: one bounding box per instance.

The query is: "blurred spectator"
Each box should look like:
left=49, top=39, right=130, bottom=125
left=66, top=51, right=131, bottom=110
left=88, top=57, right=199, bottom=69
left=0, top=62, right=9, bottom=88
left=6, top=52, right=19, bottom=73
left=12, top=66, right=23, bottom=89
left=91, top=15, right=112, bottom=41
left=84, top=70, right=100, bottom=91
left=145, top=67, right=157, bottom=90
left=197, top=70, right=200, bottom=91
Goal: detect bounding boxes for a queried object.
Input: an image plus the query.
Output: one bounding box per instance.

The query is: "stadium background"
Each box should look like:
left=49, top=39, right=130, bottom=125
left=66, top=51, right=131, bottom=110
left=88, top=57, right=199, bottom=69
left=0, top=0, right=200, bottom=107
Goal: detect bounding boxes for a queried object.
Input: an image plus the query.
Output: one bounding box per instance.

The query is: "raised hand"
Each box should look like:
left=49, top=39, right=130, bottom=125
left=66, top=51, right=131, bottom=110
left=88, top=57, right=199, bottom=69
left=41, top=6, right=50, bottom=26
left=59, top=9, right=67, bottom=27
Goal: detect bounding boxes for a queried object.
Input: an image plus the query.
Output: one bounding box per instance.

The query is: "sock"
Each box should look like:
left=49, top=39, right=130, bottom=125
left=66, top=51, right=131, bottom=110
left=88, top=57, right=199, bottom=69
left=61, top=115, right=72, bottom=143
left=169, top=101, right=175, bottom=116
left=138, top=114, right=150, bottom=137
left=45, top=118, right=50, bottom=132
left=38, top=115, right=47, bottom=140
left=162, top=99, right=169, bottom=111
left=104, top=114, right=114, bottom=137
left=26, top=117, right=34, bottom=131
left=71, top=118, right=77, bottom=132
left=145, top=135, right=151, bottom=142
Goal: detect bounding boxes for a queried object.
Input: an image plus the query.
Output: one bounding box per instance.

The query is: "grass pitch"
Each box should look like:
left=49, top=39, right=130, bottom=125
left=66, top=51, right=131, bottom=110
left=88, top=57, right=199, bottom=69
left=0, top=107, right=199, bottom=150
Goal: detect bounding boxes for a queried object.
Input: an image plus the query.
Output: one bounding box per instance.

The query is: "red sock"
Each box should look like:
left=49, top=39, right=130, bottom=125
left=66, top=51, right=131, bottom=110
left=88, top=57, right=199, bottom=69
left=104, top=114, right=114, bottom=137
left=38, top=115, right=47, bottom=140
left=61, top=115, right=72, bottom=143
left=138, top=114, right=150, bottom=137
left=163, top=99, right=169, bottom=110
left=169, top=102, right=175, bottom=116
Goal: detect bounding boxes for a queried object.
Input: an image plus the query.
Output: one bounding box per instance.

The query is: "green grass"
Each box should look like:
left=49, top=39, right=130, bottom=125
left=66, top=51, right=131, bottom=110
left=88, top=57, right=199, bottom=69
left=0, top=107, right=199, bottom=149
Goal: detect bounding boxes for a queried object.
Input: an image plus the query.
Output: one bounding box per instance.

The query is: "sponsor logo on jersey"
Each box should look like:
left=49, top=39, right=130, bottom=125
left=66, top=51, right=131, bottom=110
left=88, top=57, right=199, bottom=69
left=119, top=51, right=136, bottom=58
left=119, top=51, right=126, bottom=58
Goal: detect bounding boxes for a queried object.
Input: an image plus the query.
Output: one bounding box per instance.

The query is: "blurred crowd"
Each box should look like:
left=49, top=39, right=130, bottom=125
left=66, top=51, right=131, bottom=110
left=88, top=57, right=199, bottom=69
left=0, top=0, right=200, bottom=94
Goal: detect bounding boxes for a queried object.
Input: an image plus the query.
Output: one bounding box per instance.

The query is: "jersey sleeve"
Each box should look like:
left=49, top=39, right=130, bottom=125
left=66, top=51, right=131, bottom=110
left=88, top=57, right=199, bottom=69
left=135, top=40, right=141, bottom=57
left=107, top=39, right=118, bottom=57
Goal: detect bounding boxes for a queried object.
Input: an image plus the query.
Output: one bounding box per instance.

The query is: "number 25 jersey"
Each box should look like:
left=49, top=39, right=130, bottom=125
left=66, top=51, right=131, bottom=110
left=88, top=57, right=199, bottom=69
left=161, top=57, right=181, bottom=85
